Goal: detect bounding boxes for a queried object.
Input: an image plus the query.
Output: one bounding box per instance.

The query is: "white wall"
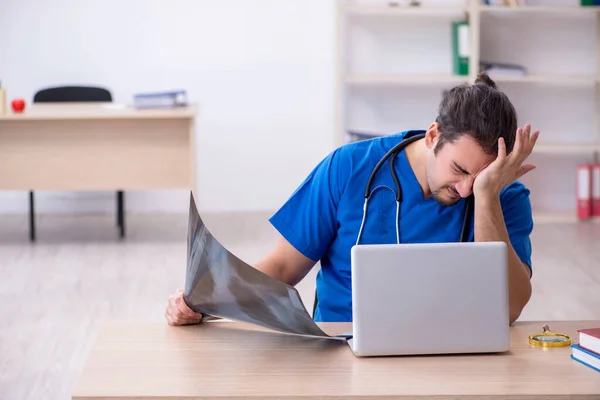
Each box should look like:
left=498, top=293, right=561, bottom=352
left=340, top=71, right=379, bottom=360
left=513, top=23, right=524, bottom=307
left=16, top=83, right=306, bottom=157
left=1, top=0, right=597, bottom=217
left=0, top=0, right=336, bottom=214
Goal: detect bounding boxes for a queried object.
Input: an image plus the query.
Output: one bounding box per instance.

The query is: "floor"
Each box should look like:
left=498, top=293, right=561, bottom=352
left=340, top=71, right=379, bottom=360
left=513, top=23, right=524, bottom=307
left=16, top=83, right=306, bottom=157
left=0, top=212, right=599, bottom=400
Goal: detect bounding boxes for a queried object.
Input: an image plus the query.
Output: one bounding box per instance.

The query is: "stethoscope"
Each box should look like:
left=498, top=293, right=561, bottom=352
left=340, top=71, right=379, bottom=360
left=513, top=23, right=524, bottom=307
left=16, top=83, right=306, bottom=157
left=355, top=132, right=474, bottom=245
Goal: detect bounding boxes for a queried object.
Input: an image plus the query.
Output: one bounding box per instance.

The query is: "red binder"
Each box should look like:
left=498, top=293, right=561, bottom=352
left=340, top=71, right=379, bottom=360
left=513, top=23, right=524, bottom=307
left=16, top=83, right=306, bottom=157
left=577, top=164, right=592, bottom=220
left=592, top=163, right=600, bottom=217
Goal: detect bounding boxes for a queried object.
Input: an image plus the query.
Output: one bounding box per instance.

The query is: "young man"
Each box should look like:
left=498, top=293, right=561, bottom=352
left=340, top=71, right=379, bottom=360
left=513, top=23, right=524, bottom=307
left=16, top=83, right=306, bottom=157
left=165, top=73, right=538, bottom=326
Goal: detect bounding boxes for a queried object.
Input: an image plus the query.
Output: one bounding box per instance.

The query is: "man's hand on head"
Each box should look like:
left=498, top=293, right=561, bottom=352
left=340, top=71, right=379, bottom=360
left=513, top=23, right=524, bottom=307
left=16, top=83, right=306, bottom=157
left=473, top=124, right=539, bottom=200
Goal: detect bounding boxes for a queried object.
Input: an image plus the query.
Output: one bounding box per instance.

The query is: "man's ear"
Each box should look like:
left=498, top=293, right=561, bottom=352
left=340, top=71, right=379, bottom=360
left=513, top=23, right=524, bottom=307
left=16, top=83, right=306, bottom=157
left=425, top=122, right=440, bottom=150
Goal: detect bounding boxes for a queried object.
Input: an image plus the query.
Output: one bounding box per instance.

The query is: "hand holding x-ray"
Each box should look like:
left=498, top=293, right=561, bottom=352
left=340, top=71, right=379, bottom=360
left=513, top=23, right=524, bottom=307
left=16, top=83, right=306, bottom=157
left=183, top=192, right=345, bottom=340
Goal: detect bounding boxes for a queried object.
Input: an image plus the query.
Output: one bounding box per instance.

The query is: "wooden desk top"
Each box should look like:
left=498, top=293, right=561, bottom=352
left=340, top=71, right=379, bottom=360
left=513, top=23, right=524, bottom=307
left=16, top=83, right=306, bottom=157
left=0, top=103, right=198, bottom=121
left=72, top=320, right=600, bottom=399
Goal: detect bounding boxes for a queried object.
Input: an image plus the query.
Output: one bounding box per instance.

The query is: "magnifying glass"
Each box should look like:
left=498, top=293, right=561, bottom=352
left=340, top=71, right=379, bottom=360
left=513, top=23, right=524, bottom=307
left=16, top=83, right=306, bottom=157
left=528, top=324, right=572, bottom=348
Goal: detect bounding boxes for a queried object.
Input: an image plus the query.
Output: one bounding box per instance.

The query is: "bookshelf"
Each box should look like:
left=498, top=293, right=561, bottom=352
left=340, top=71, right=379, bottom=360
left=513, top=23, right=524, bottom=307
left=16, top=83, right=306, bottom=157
left=335, top=0, right=600, bottom=223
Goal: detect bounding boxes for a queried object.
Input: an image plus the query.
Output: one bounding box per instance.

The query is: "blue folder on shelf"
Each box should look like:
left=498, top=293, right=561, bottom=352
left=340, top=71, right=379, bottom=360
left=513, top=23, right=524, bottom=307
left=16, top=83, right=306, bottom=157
left=133, top=90, right=188, bottom=109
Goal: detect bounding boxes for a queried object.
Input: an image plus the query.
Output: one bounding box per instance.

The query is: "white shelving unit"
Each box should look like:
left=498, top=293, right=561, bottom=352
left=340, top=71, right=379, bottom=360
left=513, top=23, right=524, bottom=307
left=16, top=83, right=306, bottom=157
left=336, top=0, right=600, bottom=223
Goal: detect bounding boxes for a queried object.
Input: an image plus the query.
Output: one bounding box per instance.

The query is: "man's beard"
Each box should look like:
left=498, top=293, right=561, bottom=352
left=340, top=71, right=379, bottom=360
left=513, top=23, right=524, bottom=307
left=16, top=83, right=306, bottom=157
left=432, top=186, right=462, bottom=206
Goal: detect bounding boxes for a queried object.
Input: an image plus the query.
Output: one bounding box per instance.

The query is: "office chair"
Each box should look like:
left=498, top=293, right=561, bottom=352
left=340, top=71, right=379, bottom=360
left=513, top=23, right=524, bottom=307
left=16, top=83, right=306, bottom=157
left=30, top=85, right=125, bottom=241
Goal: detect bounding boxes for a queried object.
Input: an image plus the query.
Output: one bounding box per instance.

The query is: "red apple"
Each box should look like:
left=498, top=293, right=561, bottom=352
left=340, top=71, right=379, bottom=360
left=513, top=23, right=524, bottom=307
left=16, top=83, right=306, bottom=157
left=11, top=98, right=25, bottom=113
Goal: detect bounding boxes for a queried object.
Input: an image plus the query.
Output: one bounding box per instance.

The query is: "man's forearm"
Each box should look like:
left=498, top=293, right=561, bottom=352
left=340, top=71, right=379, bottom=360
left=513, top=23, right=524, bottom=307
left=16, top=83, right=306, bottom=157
left=253, top=237, right=317, bottom=287
left=474, top=195, right=532, bottom=324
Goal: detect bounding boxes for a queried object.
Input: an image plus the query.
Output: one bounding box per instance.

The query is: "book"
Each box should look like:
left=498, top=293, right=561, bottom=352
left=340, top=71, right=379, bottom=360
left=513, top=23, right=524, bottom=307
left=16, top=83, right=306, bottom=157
left=579, top=328, right=600, bottom=355
left=452, top=21, right=469, bottom=76
left=133, top=90, right=188, bottom=109
left=571, top=344, right=600, bottom=373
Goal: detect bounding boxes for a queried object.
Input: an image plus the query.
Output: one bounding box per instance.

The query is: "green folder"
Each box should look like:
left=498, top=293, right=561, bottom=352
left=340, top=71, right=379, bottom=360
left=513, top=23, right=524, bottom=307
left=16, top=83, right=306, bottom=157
left=452, top=21, right=469, bottom=76
left=581, top=0, right=594, bottom=5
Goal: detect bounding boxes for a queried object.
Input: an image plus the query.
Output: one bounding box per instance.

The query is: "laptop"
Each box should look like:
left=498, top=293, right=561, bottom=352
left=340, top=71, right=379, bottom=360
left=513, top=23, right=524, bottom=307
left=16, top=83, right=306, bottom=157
left=347, top=241, right=510, bottom=357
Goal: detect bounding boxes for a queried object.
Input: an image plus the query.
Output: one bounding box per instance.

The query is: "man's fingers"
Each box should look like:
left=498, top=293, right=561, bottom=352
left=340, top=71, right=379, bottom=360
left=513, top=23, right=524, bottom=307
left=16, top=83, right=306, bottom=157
left=511, top=127, right=523, bottom=157
left=174, top=316, right=202, bottom=325
left=497, top=137, right=507, bottom=161
left=165, top=307, right=175, bottom=326
left=515, top=164, right=536, bottom=180
left=510, top=126, right=539, bottom=167
left=517, top=129, right=539, bottom=165
left=166, top=289, right=203, bottom=326
left=523, top=124, right=531, bottom=138
left=176, top=295, right=202, bottom=319
left=528, top=130, right=540, bottom=151
left=166, top=303, right=201, bottom=326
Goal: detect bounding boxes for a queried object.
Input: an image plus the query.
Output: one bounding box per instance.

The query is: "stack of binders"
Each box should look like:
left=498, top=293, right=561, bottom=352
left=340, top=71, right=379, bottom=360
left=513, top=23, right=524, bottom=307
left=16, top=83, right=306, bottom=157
left=572, top=328, right=600, bottom=372
left=133, top=90, right=187, bottom=109
left=576, top=163, right=600, bottom=220
left=480, top=61, right=526, bottom=78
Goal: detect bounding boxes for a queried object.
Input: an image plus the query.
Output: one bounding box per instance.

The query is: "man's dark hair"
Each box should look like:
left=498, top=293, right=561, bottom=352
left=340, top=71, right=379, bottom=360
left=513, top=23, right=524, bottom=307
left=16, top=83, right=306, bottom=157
left=434, top=72, right=518, bottom=156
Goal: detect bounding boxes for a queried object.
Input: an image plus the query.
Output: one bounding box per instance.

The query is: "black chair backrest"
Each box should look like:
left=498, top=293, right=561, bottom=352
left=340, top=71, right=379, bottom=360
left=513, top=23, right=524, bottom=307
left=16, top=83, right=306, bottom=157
left=33, top=86, right=112, bottom=103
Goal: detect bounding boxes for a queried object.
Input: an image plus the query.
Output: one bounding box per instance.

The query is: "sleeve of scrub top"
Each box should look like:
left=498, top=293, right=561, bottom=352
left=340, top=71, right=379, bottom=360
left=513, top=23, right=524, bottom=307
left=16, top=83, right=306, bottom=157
left=500, top=182, right=534, bottom=277
left=269, top=147, right=349, bottom=262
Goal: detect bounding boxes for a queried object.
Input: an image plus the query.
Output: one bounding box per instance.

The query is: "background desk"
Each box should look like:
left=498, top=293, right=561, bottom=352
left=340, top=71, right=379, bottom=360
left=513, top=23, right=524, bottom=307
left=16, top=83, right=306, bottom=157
left=72, top=320, right=600, bottom=399
left=0, top=103, right=198, bottom=237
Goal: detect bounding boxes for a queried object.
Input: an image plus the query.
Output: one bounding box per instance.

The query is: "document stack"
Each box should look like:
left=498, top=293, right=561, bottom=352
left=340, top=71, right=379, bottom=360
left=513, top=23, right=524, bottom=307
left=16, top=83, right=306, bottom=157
left=571, top=328, right=600, bottom=372
left=133, top=90, right=187, bottom=109
left=479, top=61, right=526, bottom=78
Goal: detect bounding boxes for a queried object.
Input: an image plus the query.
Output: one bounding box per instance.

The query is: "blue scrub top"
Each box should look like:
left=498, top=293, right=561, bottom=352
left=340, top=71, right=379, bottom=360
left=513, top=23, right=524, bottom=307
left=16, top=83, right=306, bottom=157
left=269, top=130, right=534, bottom=322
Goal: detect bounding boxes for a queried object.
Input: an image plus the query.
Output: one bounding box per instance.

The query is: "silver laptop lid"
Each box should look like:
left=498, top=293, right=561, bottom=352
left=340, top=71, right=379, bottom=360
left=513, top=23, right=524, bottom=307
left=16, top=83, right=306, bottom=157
left=349, top=241, right=510, bottom=356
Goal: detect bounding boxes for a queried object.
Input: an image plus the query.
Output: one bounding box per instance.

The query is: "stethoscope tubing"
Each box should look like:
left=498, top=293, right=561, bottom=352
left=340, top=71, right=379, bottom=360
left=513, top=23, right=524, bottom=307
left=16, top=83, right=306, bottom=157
left=356, top=133, right=473, bottom=245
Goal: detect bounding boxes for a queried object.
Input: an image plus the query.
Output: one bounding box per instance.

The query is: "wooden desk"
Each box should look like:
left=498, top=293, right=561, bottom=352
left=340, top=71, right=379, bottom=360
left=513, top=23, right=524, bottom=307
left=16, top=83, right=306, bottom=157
left=72, top=320, right=600, bottom=399
left=0, top=103, right=197, bottom=191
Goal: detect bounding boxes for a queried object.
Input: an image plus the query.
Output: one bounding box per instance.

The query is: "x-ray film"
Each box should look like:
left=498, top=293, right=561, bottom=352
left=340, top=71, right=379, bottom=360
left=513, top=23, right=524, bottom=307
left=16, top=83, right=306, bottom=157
left=184, top=193, right=345, bottom=340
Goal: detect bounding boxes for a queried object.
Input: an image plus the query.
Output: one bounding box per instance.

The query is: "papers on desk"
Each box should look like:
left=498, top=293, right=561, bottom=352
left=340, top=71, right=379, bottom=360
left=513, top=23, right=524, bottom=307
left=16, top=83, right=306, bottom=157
left=133, top=90, right=187, bottom=109
left=183, top=193, right=348, bottom=341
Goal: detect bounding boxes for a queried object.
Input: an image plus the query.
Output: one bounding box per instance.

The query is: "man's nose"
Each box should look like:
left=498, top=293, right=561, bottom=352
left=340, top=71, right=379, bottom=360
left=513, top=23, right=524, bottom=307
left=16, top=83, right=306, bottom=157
left=456, top=178, right=473, bottom=198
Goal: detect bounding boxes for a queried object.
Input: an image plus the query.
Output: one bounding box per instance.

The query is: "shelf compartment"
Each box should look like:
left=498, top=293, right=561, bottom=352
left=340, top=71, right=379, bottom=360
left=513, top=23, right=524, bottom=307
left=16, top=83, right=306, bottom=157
left=489, top=74, right=596, bottom=85
left=343, top=4, right=468, bottom=16
left=479, top=5, right=600, bottom=14
left=533, top=142, right=600, bottom=155
left=345, top=74, right=469, bottom=85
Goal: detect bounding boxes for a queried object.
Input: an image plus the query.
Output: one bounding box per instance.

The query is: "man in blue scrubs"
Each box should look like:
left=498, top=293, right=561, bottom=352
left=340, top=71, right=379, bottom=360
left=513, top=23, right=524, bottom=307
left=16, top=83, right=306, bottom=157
left=165, top=73, right=538, bottom=326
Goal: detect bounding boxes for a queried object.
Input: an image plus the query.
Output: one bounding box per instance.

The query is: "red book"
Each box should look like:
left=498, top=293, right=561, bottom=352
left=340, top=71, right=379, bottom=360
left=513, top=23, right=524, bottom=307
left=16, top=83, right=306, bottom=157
left=579, top=328, right=600, bottom=356
left=577, top=164, right=592, bottom=220
left=592, top=163, right=600, bottom=217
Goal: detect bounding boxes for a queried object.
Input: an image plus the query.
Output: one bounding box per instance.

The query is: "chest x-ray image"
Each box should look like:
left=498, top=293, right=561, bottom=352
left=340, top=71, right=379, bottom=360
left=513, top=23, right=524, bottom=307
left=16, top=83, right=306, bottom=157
left=183, top=192, right=345, bottom=340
